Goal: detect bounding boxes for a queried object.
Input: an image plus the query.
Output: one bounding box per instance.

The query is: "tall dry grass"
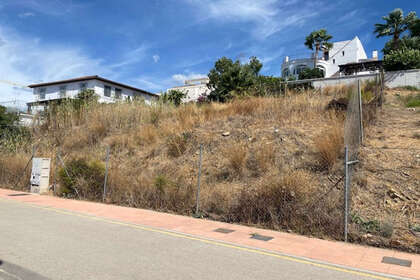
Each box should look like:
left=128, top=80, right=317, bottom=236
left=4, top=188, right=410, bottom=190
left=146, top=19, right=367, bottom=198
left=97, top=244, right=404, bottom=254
left=2, top=91, right=351, bottom=241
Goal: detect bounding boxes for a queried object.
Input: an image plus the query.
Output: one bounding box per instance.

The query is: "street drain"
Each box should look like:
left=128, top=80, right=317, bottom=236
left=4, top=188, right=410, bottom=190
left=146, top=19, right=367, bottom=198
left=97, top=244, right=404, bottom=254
left=214, top=228, right=235, bottom=234
left=382, top=256, right=412, bottom=267
left=7, top=193, right=30, bottom=196
left=250, top=233, right=273, bottom=241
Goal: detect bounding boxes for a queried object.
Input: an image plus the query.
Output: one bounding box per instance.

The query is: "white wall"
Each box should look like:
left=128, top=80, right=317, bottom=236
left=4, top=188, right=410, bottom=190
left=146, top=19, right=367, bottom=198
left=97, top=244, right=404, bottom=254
left=33, top=80, right=97, bottom=101
left=310, top=69, right=420, bottom=89
left=282, top=37, right=368, bottom=78
left=383, top=69, right=420, bottom=88
left=31, top=79, right=157, bottom=111
left=168, top=84, right=211, bottom=103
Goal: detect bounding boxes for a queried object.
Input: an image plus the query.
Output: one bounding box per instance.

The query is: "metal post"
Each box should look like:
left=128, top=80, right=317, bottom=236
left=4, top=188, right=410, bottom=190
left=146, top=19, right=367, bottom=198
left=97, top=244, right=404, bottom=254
left=344, top=146, right=349, bottom=242
left=103, top=146, right=110, bottom=202
left=195, top=144, right=203, bottom=215
left=285, top=82, right=288, bottom=96
left=358, top=80, right=364, bottom=145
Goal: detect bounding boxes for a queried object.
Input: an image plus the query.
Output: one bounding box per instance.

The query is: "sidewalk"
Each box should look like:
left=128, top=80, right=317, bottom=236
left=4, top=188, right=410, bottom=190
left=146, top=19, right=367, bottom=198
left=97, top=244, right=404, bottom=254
left=0, top=188, right=418, bottom=280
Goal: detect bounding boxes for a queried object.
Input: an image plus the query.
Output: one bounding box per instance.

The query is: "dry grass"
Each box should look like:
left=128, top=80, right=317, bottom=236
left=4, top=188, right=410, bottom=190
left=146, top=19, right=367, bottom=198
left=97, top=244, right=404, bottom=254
left=2, top=88, right=416, bottom=252
left=224, top=142, right=248, bottom=176
left=314, top=124, right=344, bottom=170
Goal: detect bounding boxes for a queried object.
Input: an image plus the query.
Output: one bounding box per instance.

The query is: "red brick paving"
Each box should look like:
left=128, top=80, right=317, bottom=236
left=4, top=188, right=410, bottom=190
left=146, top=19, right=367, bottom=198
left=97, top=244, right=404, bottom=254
left=0, top=188, right=418, bottom=279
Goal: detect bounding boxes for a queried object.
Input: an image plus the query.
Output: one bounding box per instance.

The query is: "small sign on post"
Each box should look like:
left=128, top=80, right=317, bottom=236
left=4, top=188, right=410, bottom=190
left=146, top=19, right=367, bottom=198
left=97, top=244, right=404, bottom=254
left=30, top=158, right=51, bottom=194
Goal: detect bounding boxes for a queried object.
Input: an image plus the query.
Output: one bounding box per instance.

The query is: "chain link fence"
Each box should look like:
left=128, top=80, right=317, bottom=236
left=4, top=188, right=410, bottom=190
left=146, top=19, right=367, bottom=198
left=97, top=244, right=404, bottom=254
left=2, top=74, right=385, bottom=243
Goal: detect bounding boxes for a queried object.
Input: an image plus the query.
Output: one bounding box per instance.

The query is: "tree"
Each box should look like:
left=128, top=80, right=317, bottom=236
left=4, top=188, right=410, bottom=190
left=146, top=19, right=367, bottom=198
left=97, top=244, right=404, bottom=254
left=207, top=56, right=262, bottom=102
left=76, top=89, right=98, bottom=102
left=383, top=48, right=420, bottom=71
left=374, top=8, right=417, bottom=50
left=409, top=18, right=420, bottom=37
left=304, top=29, right=333, bottom=68
left=161, top=89, right=187, bottom=106
left=298, top=68, right=324, bottom=80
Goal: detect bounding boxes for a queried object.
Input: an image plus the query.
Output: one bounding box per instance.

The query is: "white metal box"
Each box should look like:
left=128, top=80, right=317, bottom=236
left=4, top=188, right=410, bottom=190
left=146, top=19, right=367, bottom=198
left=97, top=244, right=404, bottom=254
left=30, top=158, right=51, bottom=194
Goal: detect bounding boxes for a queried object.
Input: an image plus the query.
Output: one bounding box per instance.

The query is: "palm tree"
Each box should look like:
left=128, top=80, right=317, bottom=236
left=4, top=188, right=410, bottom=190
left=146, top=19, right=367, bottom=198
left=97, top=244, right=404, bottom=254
left=409, top=18, right=420, bottom=37
left=374, top=8, right=417, bottom=49
left=304, top=29, right=333, bottom=69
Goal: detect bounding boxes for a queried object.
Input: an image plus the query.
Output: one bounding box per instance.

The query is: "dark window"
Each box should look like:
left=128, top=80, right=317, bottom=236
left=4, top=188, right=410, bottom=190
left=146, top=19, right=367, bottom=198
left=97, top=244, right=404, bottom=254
left=342, top=51, right=345, bottom=56
left=80, top=82, right=87, bottom=91
left=115, top=88, right=122, bottom=99
left=59, top=85, right=67, bottom=98
left=104, top=85, right=111, bottom=97
left=39, top=88, right=46, bottom=99
left=324, top=51, right=329, bottom=61
left=333, top=59, right=336, bottom=64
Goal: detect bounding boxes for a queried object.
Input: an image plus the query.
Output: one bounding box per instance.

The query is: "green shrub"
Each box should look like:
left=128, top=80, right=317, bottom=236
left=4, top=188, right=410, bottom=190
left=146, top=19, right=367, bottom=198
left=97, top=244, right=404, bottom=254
left=58, top=158, right=105, bottom=200
left=384, top=48, right=420, bottom=71
left=161, top=90, right=187, bottom=106
left=398, top=93, right=420, bottom=107
left=298, top=68, right=324, bottom=80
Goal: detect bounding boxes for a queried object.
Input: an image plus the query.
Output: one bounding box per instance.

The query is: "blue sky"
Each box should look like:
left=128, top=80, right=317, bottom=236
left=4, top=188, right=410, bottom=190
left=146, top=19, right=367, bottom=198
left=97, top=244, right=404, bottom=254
left=0, top=0, right=418, bottom=102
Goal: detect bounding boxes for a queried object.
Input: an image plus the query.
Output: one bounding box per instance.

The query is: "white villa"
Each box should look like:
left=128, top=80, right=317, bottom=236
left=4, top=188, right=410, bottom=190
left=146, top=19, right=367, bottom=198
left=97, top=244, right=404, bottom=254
left=281, top=36, right=378, bottom=79
left=167, top=77, right=211, bottom=103
left=27, top=75, right=158, bottom=113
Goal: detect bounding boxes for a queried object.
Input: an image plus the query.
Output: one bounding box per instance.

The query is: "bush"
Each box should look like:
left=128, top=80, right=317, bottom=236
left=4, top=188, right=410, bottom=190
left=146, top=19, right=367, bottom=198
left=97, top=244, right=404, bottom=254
left=58, top=158, right=105, bottom=200
left=384, top=48, right=420, bottom=71
left=398, top=93, right=420, bottom=107
left=161, top=90, right=187, bottom=106
left=314, top=125, right=344, bottom=170
left=166, top=132, right=191, bottom=157
left=298, top=68, right=324, bottom=80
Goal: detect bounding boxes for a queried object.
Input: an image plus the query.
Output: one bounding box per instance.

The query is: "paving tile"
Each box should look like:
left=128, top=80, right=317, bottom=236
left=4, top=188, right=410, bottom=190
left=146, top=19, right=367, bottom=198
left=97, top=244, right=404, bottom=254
left=1, top=188, right=419, bottom=280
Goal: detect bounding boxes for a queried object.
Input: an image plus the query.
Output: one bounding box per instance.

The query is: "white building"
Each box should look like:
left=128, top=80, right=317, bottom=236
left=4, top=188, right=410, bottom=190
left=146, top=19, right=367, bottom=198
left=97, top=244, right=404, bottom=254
left=27, top=76, right=158, bottom=113
left=167, top=77, right=211, bottom=103
left=281, top=36, right=378, bottom=79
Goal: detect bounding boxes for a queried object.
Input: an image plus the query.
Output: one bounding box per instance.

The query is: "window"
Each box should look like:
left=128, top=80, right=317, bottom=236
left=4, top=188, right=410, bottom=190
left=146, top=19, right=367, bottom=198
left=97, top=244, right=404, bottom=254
left=324, top=51, right=329, bottom=61
left=342, top=51, right=345, bottom=56
left=39, top=88, right=46, bottom=100
left=80, top=82, right=87, bottom=92
left=333, top=59, right=336, bottom=64
left=115, top=88, right=122, bottom=99
left=59, top=85, right=67, bottom=98
left=104, top=85, right=111, bottom=97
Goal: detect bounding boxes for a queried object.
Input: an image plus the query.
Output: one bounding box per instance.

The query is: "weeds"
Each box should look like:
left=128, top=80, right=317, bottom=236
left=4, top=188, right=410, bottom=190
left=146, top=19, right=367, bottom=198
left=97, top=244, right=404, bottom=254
left=314, top=125, right=344, bottom=170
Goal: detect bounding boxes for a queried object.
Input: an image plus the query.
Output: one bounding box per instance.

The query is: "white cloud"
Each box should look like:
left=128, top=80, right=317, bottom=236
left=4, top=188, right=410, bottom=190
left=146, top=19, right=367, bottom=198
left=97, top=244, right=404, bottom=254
left=152, top=54, right=160, bottom=63
left=172, top=73, right=207, bottom=84
left=18, top=12, right=35, bottom=18
left=4, top=0, right=85, bottom=16
left=109, top=45, right=149, bottom=69
left=184, top=0, right=318, bottom=39
left=0, top=26, right=112, bottom=102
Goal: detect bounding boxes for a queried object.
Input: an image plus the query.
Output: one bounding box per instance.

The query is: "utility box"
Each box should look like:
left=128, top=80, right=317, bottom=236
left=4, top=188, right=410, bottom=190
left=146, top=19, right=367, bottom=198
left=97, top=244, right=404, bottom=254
left=30, top=158, right=51, bottom=194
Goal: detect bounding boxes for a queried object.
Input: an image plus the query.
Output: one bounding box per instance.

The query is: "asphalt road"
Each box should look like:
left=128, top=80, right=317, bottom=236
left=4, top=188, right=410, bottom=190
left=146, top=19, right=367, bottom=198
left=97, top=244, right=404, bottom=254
left=0, top=198, right=402, bottom=280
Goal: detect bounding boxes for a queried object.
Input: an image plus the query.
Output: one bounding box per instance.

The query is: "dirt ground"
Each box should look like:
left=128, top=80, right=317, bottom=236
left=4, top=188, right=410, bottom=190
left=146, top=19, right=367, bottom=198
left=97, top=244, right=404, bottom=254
left=353, top=89, right=420, bottom=252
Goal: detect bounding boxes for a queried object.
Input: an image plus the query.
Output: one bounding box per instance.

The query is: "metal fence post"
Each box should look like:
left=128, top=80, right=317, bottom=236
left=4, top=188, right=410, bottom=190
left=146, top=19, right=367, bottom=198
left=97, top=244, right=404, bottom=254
left=358, top=80, right=364, bottom=145
left=344, top=146, right=349, bottom=242
left=103, top=146, right=110, bottom=202
left=195, top=144, right=203, bottom=215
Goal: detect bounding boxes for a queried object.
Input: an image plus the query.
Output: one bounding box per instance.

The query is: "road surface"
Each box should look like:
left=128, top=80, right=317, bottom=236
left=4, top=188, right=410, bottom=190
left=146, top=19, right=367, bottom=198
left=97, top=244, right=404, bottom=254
left=0, top=198, right=405, bottom=280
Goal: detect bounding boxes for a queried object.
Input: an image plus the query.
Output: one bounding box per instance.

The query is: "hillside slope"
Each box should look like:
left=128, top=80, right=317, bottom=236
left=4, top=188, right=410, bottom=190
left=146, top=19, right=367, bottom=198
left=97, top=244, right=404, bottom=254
left=0, top=88, right=418, bottom=252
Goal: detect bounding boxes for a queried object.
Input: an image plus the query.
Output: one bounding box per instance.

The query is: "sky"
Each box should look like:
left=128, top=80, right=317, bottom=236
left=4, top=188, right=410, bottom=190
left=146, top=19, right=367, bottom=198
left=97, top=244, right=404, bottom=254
left=0, top=0, right=419, bottom=103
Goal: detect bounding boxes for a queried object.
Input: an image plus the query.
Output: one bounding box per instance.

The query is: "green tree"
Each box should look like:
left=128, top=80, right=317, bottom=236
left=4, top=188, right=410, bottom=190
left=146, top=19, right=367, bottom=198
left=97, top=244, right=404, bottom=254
left=161, top=89, right=187, bottom=106
left=304, top=29, right=333, bottom=68
left=207, top=56, right=263, bottom=102
left=298, top=68, right=324, bottom=80
left=374, top=9, right=417, bottom=50
left=383, top=48, right=420, bottom=71
left=0, top=105, right=19, bottom=129
left=409, top=18, right=420, bottom=37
